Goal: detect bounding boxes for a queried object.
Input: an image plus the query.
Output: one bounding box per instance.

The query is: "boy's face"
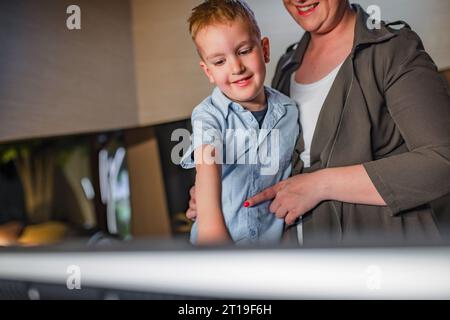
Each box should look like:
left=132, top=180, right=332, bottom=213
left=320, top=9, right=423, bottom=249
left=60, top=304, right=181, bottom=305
left=195, top=18, right=270, bottom=109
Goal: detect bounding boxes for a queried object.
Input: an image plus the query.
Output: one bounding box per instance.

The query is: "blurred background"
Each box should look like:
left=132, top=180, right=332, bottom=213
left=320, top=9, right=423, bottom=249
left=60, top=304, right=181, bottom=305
left=0, top=0, right=449, bottom=248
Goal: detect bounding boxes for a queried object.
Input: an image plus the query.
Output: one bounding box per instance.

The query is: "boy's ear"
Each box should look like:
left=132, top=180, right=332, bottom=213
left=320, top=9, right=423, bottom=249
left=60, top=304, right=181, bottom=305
left=261, top=37, right=270, bottom=63
left=199, top=61, right=215, bottom=84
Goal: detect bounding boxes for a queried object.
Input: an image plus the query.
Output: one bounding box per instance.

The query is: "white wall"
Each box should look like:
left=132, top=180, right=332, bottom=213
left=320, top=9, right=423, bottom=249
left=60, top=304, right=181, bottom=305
left=246, top=0, right=450, bottom=84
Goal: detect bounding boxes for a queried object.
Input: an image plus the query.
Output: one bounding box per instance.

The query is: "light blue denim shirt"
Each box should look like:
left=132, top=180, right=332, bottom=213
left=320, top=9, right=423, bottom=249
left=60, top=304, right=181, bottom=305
left=181, top=86, right=300, bottom=245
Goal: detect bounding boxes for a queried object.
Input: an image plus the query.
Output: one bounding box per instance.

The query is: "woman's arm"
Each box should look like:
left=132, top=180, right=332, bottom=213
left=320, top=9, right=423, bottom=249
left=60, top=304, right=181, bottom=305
left=194, top=145, right=230, bottom=244
left=363, top=30, right=450, bottom=214
left=320, top=165, right=386, bottom=206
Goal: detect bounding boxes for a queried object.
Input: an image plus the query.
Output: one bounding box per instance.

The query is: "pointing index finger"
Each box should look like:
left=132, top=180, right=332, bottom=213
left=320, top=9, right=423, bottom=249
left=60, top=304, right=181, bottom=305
left=245, top=185, right=278, bottom=207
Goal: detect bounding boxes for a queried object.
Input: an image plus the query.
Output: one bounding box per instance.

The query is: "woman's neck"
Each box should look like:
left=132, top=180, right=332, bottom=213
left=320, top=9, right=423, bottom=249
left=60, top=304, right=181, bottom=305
left=294, top=5, right=357, bottom=84
left=309, top=5, right=356, bottom=49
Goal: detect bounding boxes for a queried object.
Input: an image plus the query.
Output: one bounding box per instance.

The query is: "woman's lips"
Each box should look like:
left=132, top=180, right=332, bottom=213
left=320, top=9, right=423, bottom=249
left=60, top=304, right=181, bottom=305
left=233, top=75, right=253, bottom=87
left=296, top=3, right=319, bottom=16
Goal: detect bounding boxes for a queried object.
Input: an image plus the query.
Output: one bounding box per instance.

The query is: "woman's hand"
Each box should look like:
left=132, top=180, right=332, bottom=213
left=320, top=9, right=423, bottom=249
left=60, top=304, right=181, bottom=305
left=246, top=171, right=328, bottom=225
left=246, top=165, right=386, bottom=225
left=186, top=186, right=197, bottom=221
left=187, top=171, right=328, bottom=225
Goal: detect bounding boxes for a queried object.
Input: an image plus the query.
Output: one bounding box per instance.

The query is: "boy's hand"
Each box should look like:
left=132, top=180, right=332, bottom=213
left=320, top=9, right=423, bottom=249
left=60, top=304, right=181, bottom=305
left=186, top=185, right=197, bottom=221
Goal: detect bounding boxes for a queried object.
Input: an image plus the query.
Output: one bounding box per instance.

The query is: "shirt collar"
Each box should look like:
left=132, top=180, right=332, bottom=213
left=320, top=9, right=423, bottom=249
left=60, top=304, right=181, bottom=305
left=211, top=87, right=234, bottom=119
left=211, top=86, right=294, bottom=120
left=351, top=3, right=397, bottom=51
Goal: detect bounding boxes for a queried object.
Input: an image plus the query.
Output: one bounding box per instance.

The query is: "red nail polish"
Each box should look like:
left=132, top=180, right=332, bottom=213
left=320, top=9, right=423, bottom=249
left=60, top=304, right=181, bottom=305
left=244, top=201, right=250, bottom=208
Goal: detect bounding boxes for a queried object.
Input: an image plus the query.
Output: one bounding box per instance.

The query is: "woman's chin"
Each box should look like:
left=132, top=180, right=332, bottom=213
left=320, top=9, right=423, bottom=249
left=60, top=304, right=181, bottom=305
left=296, top=18, right=324, bottom=33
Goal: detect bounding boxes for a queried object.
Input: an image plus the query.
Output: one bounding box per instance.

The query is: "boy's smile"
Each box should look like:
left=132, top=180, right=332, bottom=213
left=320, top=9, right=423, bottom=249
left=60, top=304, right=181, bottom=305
left=233, top=75, right=253, bottom=87
left=195, top=18, right=270, bottom=111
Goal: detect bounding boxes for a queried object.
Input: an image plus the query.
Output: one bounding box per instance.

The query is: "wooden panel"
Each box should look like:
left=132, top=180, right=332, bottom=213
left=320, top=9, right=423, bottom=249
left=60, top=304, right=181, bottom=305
left=125, top=127, right=171, bottom=238
left=131, top=0, right=212, bottom=126
left=0, top=0, right=139, bottom=143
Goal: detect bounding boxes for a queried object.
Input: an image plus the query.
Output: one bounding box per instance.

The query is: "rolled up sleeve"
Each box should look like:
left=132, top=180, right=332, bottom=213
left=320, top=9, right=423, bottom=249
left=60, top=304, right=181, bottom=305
left=364, top=32, right=450, bottom=215
left=180, top=106, right=224, bottom=169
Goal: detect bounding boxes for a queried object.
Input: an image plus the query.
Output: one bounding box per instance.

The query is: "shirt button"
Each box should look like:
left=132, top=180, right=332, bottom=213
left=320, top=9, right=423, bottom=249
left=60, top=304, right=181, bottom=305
left=250, top=229, right=257, bottom=238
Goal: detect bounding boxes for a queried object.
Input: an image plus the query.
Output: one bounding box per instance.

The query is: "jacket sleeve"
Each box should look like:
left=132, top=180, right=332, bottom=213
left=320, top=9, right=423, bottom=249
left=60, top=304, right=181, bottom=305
left=363, top=30, right=450, bottom=215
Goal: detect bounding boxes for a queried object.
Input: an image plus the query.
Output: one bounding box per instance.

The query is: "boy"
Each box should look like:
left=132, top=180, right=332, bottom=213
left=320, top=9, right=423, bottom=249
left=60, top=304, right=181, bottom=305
left=181, top=0, right=299, bottom=245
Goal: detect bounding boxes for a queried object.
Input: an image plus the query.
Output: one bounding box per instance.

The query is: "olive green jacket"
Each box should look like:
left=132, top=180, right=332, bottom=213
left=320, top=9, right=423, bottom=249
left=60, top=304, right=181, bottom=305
left=272, top=4, right=450, bottom=245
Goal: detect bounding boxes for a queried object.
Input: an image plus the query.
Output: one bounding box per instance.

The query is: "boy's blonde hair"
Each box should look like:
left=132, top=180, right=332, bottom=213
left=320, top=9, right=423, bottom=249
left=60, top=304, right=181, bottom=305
left=188, top=0, right=261, bottom=41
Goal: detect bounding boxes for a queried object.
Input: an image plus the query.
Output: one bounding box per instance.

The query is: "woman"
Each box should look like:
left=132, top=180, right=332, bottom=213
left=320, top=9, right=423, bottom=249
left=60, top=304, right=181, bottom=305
left=187, top=0, right=450, bottom=245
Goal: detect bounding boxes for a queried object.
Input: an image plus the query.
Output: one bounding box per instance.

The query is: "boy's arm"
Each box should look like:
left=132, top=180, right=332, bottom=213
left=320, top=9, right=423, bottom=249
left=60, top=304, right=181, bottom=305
left=194, top=145, right=230, bottom=245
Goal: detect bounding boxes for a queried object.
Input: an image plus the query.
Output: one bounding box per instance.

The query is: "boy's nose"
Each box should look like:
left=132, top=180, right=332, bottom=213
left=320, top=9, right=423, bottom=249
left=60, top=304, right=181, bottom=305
left=231, top=59, right=245, bottom=75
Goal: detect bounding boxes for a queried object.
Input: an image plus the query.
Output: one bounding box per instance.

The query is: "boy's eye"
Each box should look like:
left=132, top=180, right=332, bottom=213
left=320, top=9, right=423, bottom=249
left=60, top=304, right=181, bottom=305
left=213, top=59, right=225, bottom=66
left=239, top=47, right=253, bottom=55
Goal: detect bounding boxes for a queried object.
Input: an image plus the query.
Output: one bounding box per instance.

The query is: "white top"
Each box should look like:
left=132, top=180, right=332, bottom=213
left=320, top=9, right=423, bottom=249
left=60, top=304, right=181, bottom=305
left=290, top=62, right=344, bottom=168
left=289, top=61, right=344, bottom=246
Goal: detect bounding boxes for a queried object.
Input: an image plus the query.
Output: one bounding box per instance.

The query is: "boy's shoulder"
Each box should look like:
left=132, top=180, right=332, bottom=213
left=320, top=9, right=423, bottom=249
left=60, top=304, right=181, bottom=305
left=191, top=87, right=229, bottom=121
left=266, top=86, right=298, bottom=111
left=266, top=86, right=296, bottom=105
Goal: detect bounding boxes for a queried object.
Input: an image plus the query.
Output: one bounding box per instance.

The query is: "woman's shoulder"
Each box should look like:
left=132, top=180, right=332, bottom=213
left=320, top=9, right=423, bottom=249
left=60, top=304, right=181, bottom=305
left=384, top=21, right=424, bottom=49
left=362, top=21, right=434, bottom=79
left=374, top=21, right=427, bottom=64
